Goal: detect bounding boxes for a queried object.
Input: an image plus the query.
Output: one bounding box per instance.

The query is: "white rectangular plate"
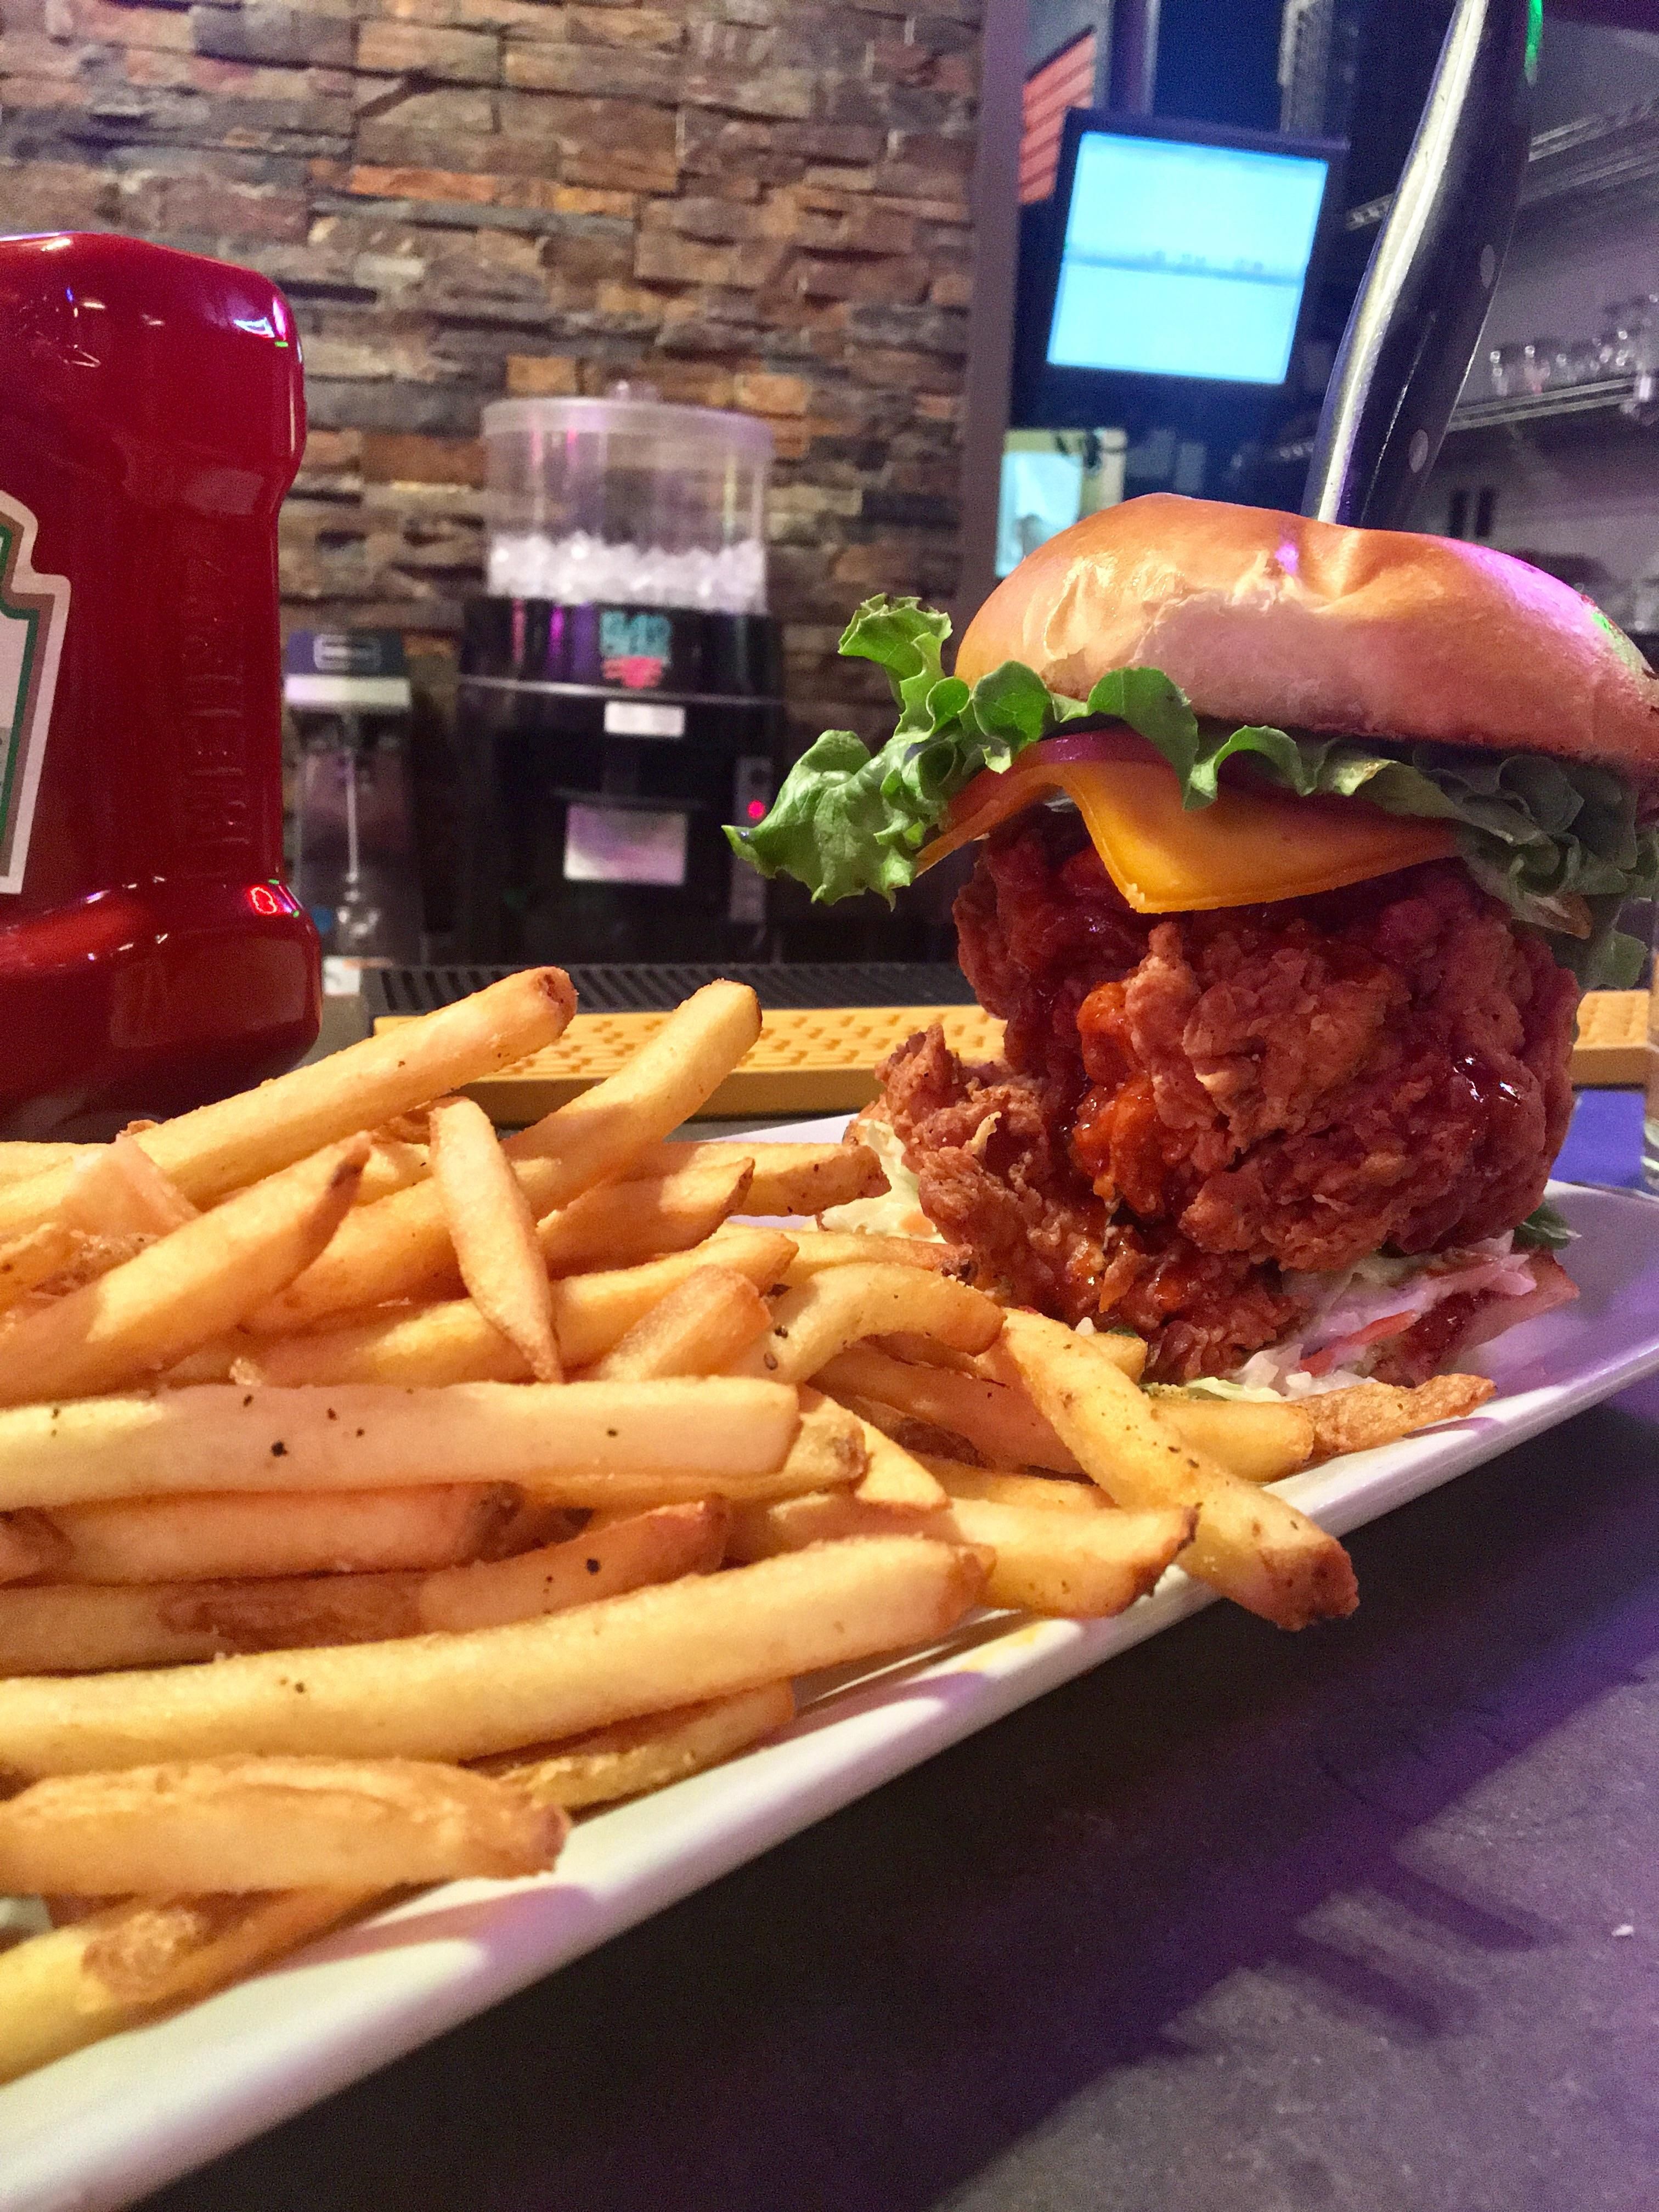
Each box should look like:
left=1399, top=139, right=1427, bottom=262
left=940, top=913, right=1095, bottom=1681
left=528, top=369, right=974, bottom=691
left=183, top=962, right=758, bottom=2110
left=3, top=1143, right=1658, bottom=2212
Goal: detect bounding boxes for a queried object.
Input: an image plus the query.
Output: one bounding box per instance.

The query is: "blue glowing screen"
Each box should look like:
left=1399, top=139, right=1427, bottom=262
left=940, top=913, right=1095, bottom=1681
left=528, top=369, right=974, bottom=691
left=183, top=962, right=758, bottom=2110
left=1047, top=132, right=1330, bottom=386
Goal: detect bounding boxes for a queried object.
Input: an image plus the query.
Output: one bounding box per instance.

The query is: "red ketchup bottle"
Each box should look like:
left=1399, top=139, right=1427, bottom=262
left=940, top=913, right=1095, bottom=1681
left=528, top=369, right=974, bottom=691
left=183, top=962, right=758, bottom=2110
left=0, top=232, right=320, bottom=1136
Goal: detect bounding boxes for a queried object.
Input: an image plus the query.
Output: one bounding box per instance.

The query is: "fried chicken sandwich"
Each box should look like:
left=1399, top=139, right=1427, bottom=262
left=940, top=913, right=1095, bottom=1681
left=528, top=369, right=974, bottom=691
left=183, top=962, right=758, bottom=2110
left=731, top=496, right=1659, bottom=1390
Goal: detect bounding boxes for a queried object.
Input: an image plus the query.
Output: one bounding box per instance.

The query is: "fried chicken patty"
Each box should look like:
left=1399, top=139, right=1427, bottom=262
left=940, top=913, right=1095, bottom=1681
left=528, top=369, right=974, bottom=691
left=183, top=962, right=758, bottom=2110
left=880, top=812, right=1579, bottom=1381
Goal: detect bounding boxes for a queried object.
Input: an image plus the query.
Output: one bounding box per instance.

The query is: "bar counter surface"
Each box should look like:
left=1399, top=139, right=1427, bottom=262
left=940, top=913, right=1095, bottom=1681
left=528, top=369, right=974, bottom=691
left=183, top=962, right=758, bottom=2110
left=133, top=1093, right=1659, bottom=2212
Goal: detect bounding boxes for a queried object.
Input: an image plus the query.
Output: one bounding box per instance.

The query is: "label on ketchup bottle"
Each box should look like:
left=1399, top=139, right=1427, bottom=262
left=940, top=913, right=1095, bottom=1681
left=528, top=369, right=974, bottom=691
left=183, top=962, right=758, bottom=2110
left=0, top=489, right=71, bottom=895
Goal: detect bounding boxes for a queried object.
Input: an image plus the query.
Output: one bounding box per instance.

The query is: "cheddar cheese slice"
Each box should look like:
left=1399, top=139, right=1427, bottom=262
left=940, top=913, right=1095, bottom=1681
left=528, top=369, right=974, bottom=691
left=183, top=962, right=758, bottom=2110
left=915, top=750, right=1459, bottom=913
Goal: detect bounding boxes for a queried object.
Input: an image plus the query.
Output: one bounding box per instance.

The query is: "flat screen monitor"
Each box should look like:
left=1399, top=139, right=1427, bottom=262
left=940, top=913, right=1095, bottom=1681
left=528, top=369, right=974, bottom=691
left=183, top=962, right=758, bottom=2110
left=1047, top=127, right=1333, bottom=387
left=1015, top=113, right=1345, bottom=435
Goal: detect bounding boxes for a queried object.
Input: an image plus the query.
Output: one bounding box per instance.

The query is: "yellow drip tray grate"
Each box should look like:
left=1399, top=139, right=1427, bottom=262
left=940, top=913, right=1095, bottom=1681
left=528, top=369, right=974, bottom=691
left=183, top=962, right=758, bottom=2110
left=375, top=1005, right=1008, bottom=1122
left=375, top=987, right=1646, bottom=1123
left=1571, top=989, right=1647, bottom=1087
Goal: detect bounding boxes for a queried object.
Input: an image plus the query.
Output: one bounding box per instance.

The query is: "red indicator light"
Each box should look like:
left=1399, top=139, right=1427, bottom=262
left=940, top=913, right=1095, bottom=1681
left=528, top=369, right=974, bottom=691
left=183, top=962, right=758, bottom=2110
left=247, top=884, right=283, bottom=916
left=746, top=799, right=766, bottom=822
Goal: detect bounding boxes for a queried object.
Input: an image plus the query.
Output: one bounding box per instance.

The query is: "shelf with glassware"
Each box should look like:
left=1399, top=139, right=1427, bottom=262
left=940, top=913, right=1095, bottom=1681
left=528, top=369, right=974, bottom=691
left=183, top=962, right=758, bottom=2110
left=1267, top=371, right=1655, bottom=473
left=1348, top=100, right=1659, bottom=449
left=1347, top=98, right=1659, bottom=247
left=1443, top=376, right=1656, bottom=439
left=1442, top=292, right=1659, bottom=443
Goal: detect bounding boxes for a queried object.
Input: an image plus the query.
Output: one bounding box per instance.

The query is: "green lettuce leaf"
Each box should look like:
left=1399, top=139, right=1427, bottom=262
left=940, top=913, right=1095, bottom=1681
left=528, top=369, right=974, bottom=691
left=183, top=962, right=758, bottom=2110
left=1146, top=1378, right=1286, bottom=1402
left=1513, top=1200, right=1577, bottom=1250
left=726, top=595, right=1659, bottom=987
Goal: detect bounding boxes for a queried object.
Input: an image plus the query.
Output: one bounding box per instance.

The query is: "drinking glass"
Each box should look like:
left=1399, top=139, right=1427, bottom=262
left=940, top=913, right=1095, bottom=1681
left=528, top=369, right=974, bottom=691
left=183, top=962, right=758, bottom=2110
left=1520, top=338, right=1559, bottom=394
left=1488, top=341, right=1528, bottom=397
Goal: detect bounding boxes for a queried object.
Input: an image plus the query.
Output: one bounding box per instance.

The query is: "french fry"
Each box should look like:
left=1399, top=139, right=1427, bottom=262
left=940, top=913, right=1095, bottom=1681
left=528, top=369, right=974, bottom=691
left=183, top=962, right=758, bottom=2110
left=848, top=1414, right=949, bottom=1512
left=782, top=1390, right=867, bottom=1488
left=537, top=1158, right=754, bottom=1278
left=374, top=1109, right=442, bottom=1145
left=0, top=956, right=1460, bottom=2088
left=0, top=1232, right=157, bottom=1327
left=60, top=1132, right=196, bottom=1236
left=244, top=981, right=761, bottom=1335
left=420, top=1501, right=726, bottom=1630
left=44, top=1485, right=528, bottom=1585
left=942, top=1495, right=1193, bottom=1617
left=0, top=1223, right=81, bottom=1318
left=0, top=1504, right=724, bottom=1673
left=0, top=1139, right=370, bottom=1410
left=864, top=1328, right=1147, bottom=1386
left=485, top=1682, right=796, bottom=1810
left=981, top=1327, right=1147, bottom=1384
left=819, top=1343, right=1082, bottom=1472
left=997, top=1311, right=1358, bottom=1628
left=726, top=1483, right=1189, bottom=1620
left=0, top=1141, right=91, bottom=1186
left=0, top=1889, right=374, bottom=2085
left=0, top=1536, right=989, bottom=1775
left=0, top=1758, right=566, bottom=1894
left=1150, top=1393, right=1315, bottom=1484
left=588, top=1267, right=772, bottom=1382
left=554, top=1392, right=865, bottom=1517
left=430, top=1097, right=562, bottom=1382
left=238, top=1227, right=798, bottom=1389
left=725, top=1490, right=927, bottom=1562
left=232, top=1300, right=529, bottom=1388
left=768, top=1229, right=964, bottom=1282
left=729, top=1265, right=1003, bottom=1386
left=0, top=1379, right=800, bottom=1513
left=870, top=1330, right=985, bottom=1374
left=236, top=1163, right=565, bottom=1338
left=487, top=1496, right=585, bottom=1555
left=36, top=1232, right=153, bottom=1294
left=353, top=1139, right=430, bottom=1207
left=554, top=1228, right=797, bottom=1364
left=1304, top=1373, right=1496, bottom=1463
left=918, top=1459, right=1111, bottom=1514
left=0, top=1581, right=376, bottom=1674
left=0, top=1510, right=65, bottom=1583
left=0, top=966, right=576, bottom=1241
left=504, top=980, right=761, bottom=1177
left=834, top=1389, right=993, bottom=1466
left=634, top=1142, right=888, bottom=1217
left=155, top=1339, right=242, bottom=1386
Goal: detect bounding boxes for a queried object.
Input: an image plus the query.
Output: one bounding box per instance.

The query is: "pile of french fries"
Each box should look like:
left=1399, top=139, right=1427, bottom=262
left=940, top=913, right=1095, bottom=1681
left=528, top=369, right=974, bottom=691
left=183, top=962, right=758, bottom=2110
left=0, top=969, right=1492, bottom=2089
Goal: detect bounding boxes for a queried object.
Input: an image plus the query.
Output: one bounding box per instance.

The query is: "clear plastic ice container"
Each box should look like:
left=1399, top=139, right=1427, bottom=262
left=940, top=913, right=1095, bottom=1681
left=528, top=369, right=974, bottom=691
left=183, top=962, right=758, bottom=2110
left=482, top=383, right=772, bottom=613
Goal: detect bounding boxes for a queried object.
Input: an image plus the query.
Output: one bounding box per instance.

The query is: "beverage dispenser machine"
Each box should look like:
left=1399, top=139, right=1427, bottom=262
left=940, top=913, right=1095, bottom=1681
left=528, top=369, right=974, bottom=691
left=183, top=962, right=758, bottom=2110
left=456, top=384, right=786, bottom=964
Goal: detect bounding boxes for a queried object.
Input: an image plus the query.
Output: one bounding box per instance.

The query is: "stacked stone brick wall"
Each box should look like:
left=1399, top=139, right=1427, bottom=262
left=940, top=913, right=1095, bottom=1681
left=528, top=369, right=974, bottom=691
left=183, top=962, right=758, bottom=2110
left=1, top=0, right=981, bottom=785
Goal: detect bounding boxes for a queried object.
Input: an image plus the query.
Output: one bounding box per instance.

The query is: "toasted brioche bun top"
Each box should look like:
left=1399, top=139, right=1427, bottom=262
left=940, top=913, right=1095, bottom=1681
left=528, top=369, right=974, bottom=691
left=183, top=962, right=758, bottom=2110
left=958, top=494, right=1659, bottom=783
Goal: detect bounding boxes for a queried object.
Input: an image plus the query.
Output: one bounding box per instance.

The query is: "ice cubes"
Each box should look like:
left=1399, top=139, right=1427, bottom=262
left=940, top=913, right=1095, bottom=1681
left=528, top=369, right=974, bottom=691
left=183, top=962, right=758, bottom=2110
left=485, top=532, right=766, bottom=613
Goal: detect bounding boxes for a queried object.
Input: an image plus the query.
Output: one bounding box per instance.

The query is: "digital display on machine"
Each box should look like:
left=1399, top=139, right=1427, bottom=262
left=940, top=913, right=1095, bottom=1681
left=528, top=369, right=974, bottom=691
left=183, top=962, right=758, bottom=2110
left=1046, top=131, right=1331, bottom=387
